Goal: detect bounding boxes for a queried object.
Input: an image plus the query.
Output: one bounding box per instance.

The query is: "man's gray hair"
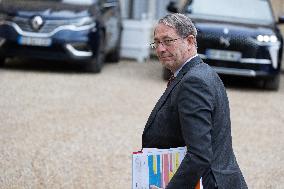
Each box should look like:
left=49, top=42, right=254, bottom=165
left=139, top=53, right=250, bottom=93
left=158, top=13, right=197, bottom=38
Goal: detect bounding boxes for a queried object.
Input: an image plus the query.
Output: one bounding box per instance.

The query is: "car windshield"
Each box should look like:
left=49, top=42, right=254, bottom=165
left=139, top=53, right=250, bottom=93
left=15, top=0, right=97, bottom=5
left=186, top=0, right=274, bottom=25
left=62, top=0, right=96, bottom=5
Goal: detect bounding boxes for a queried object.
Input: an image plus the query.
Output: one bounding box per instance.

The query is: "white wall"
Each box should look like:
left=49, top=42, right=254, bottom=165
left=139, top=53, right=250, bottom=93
left=120, top=0, right=180, bottom=20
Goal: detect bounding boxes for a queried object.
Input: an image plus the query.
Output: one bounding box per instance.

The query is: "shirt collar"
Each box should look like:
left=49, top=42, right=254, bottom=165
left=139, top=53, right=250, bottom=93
left=173, top=54, right=198, bottom=77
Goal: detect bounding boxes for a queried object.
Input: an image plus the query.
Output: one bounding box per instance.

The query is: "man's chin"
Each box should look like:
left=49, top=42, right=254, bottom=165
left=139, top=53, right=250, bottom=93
left=160, top=60, right=173, bottom=70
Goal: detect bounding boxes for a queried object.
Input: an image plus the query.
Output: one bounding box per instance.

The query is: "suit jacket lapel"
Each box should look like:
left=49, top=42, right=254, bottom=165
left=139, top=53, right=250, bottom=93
left=144, top=56, right=203, bottom=132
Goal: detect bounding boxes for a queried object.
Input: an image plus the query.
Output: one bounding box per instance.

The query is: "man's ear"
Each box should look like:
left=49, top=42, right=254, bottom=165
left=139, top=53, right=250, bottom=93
left=186, top=35, right=195, bottom=45
left=185, top=35, right=196, bottom=52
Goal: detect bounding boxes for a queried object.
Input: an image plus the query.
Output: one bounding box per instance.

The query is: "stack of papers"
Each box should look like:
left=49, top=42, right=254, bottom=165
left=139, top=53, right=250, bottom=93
left=132, top=147, right=202, bottom=189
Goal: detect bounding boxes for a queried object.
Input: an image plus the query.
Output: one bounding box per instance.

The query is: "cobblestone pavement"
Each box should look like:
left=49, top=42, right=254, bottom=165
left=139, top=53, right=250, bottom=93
left=0, top=59, right=283, bottom=189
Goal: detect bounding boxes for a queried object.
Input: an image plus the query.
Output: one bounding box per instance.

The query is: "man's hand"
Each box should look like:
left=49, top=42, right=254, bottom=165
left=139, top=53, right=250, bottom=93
left=150, top=185, right=163, bottom=189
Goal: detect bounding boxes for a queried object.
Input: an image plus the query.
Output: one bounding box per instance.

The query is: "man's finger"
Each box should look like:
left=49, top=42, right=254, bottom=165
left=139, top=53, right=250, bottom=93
left=149, top=185, right=161, bottom=189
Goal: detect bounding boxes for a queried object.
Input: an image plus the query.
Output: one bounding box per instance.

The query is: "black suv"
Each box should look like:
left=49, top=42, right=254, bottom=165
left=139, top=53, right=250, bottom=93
left=166, top=0, right=284, bottom=90
left=0, top=0, right=122, bottom=73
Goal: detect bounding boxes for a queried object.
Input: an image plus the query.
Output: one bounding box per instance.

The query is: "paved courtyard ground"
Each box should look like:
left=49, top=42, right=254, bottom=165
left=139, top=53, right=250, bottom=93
left=0, top=59, right=283, bottom=189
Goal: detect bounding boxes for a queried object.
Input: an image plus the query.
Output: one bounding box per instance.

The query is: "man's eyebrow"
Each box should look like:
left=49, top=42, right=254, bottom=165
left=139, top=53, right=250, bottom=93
left=154, top=36, right=172, bottom=41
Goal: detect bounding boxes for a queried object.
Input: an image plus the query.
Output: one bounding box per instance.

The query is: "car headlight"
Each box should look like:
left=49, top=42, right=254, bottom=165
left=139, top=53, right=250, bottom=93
left=256, top=34, right=278, bottom=43
left=254, top=34, right=281, bottom=69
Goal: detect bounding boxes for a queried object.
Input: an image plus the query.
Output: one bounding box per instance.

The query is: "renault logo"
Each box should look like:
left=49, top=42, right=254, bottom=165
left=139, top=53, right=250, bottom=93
left=31, top=16, right=43, bottom=31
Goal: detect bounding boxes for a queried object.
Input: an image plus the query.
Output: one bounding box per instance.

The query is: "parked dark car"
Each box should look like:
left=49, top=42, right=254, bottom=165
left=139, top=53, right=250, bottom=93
left=0, top=0, right=122, bottom=73
left=165, top=0, right=284, bottom=90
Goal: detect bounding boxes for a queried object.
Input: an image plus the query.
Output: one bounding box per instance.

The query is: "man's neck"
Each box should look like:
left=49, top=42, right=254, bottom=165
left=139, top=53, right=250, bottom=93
left=173, top=54, right=198, bottom=77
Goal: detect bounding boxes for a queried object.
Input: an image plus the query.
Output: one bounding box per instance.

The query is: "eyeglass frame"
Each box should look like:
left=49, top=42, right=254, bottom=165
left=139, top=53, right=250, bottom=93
left=150, top=37, right=183, bottom=49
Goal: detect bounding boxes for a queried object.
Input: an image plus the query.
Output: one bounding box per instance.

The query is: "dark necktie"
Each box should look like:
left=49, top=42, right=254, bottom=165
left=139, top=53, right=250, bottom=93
left=167, top=74, right=175, bottom=87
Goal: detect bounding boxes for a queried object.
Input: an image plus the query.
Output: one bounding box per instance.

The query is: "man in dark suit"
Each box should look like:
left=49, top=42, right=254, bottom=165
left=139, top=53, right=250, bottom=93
left=142, top=13, right=248, bottom=189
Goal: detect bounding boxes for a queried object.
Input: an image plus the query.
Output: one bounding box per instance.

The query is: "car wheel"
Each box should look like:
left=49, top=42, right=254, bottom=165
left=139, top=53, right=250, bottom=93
left=106, top=48, right=120, bottom=63
left=163, top=67, right=171, bottom=80
left=0, top=56, right=6, bottom=67
left=85, top=31, right=105, bottom=73
left=263, top=74, right=280, bottom=91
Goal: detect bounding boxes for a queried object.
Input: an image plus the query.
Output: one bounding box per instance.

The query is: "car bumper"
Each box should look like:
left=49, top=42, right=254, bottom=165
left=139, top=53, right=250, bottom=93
left=0, top=21, right=97, bottom=61
left=211, top=66, right=276, bottom=78
left=199, top=54, right=281, bottom=78
left=0, top=42, right=93, bottom=62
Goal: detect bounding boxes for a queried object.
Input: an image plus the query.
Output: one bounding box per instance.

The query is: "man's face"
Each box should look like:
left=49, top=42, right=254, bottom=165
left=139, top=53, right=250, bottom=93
left=154, top=23, right=191, bottom=72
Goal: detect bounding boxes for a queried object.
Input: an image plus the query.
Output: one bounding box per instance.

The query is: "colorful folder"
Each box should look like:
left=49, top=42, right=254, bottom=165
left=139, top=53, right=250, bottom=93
left=132, top=147, right=203, bottom=189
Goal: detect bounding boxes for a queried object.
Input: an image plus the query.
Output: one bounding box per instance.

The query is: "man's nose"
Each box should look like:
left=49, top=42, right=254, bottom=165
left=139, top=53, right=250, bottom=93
left=156, top=42, right=166, bottom=52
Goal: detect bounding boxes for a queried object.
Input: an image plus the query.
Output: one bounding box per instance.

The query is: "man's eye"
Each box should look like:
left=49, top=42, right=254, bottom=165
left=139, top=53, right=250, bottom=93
left=164, top=40, right=172, bottom=44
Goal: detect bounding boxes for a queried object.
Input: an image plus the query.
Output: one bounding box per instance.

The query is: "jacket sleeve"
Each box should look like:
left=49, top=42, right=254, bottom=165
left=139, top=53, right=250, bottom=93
left=166, top=76, right=214, bottom=189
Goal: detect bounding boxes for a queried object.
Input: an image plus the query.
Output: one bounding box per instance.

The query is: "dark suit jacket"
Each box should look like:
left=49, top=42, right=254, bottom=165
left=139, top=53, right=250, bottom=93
left=142, top=56, right=247, bottom=189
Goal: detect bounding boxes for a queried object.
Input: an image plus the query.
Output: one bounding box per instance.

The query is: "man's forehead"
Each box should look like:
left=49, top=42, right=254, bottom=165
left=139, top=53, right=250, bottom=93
left=154, top=24, right=177, bottom=38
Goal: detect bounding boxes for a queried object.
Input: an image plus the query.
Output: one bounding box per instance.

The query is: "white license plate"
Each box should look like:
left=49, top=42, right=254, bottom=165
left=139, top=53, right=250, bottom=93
left=18, top=36, right=52, bottom=47
left=206, top=49, right=241, bottom=61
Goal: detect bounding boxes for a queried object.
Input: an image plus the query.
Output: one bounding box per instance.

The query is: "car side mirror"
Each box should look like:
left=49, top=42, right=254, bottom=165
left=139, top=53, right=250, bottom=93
left=167, top=1, right=179, bottom=13
left=278, top=16, right=284, bottom=24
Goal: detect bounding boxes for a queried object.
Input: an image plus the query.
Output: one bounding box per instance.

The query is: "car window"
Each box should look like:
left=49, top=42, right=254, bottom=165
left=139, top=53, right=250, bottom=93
left=186, top=0, right=274, bottom=25
left=11, top=0, right=97, bottom=5
left=62, top=0, right=96, bottom=5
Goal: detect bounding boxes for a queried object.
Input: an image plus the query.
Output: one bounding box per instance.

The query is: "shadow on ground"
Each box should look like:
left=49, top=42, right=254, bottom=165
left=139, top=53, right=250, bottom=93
left=2, top=58, right=283, bottom=92
left=220, top=75, right=283, bottom=92
left=0, top=58, right=107, bottom=74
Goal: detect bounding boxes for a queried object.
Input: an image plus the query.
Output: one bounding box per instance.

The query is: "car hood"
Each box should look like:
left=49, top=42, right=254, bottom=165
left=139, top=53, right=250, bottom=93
left=195, top=21, right=276, bottom=38
left=0, top=0, right=95, bottom=19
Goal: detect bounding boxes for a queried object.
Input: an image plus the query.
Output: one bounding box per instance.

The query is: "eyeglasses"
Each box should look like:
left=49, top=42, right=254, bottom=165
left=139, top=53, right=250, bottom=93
left=150, top=38, right=182, bottom=49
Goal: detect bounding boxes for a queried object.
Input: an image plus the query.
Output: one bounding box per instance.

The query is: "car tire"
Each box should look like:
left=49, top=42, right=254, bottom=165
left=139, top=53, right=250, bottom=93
left=163, top=67, right=171, bottom=80
left=263, top=74, right=280, bottom=91
left=0, top=56, right=6, bottom=67
left=106, top=48, right=120, bottom=63
left=85, top=31, right=105, bottom=73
